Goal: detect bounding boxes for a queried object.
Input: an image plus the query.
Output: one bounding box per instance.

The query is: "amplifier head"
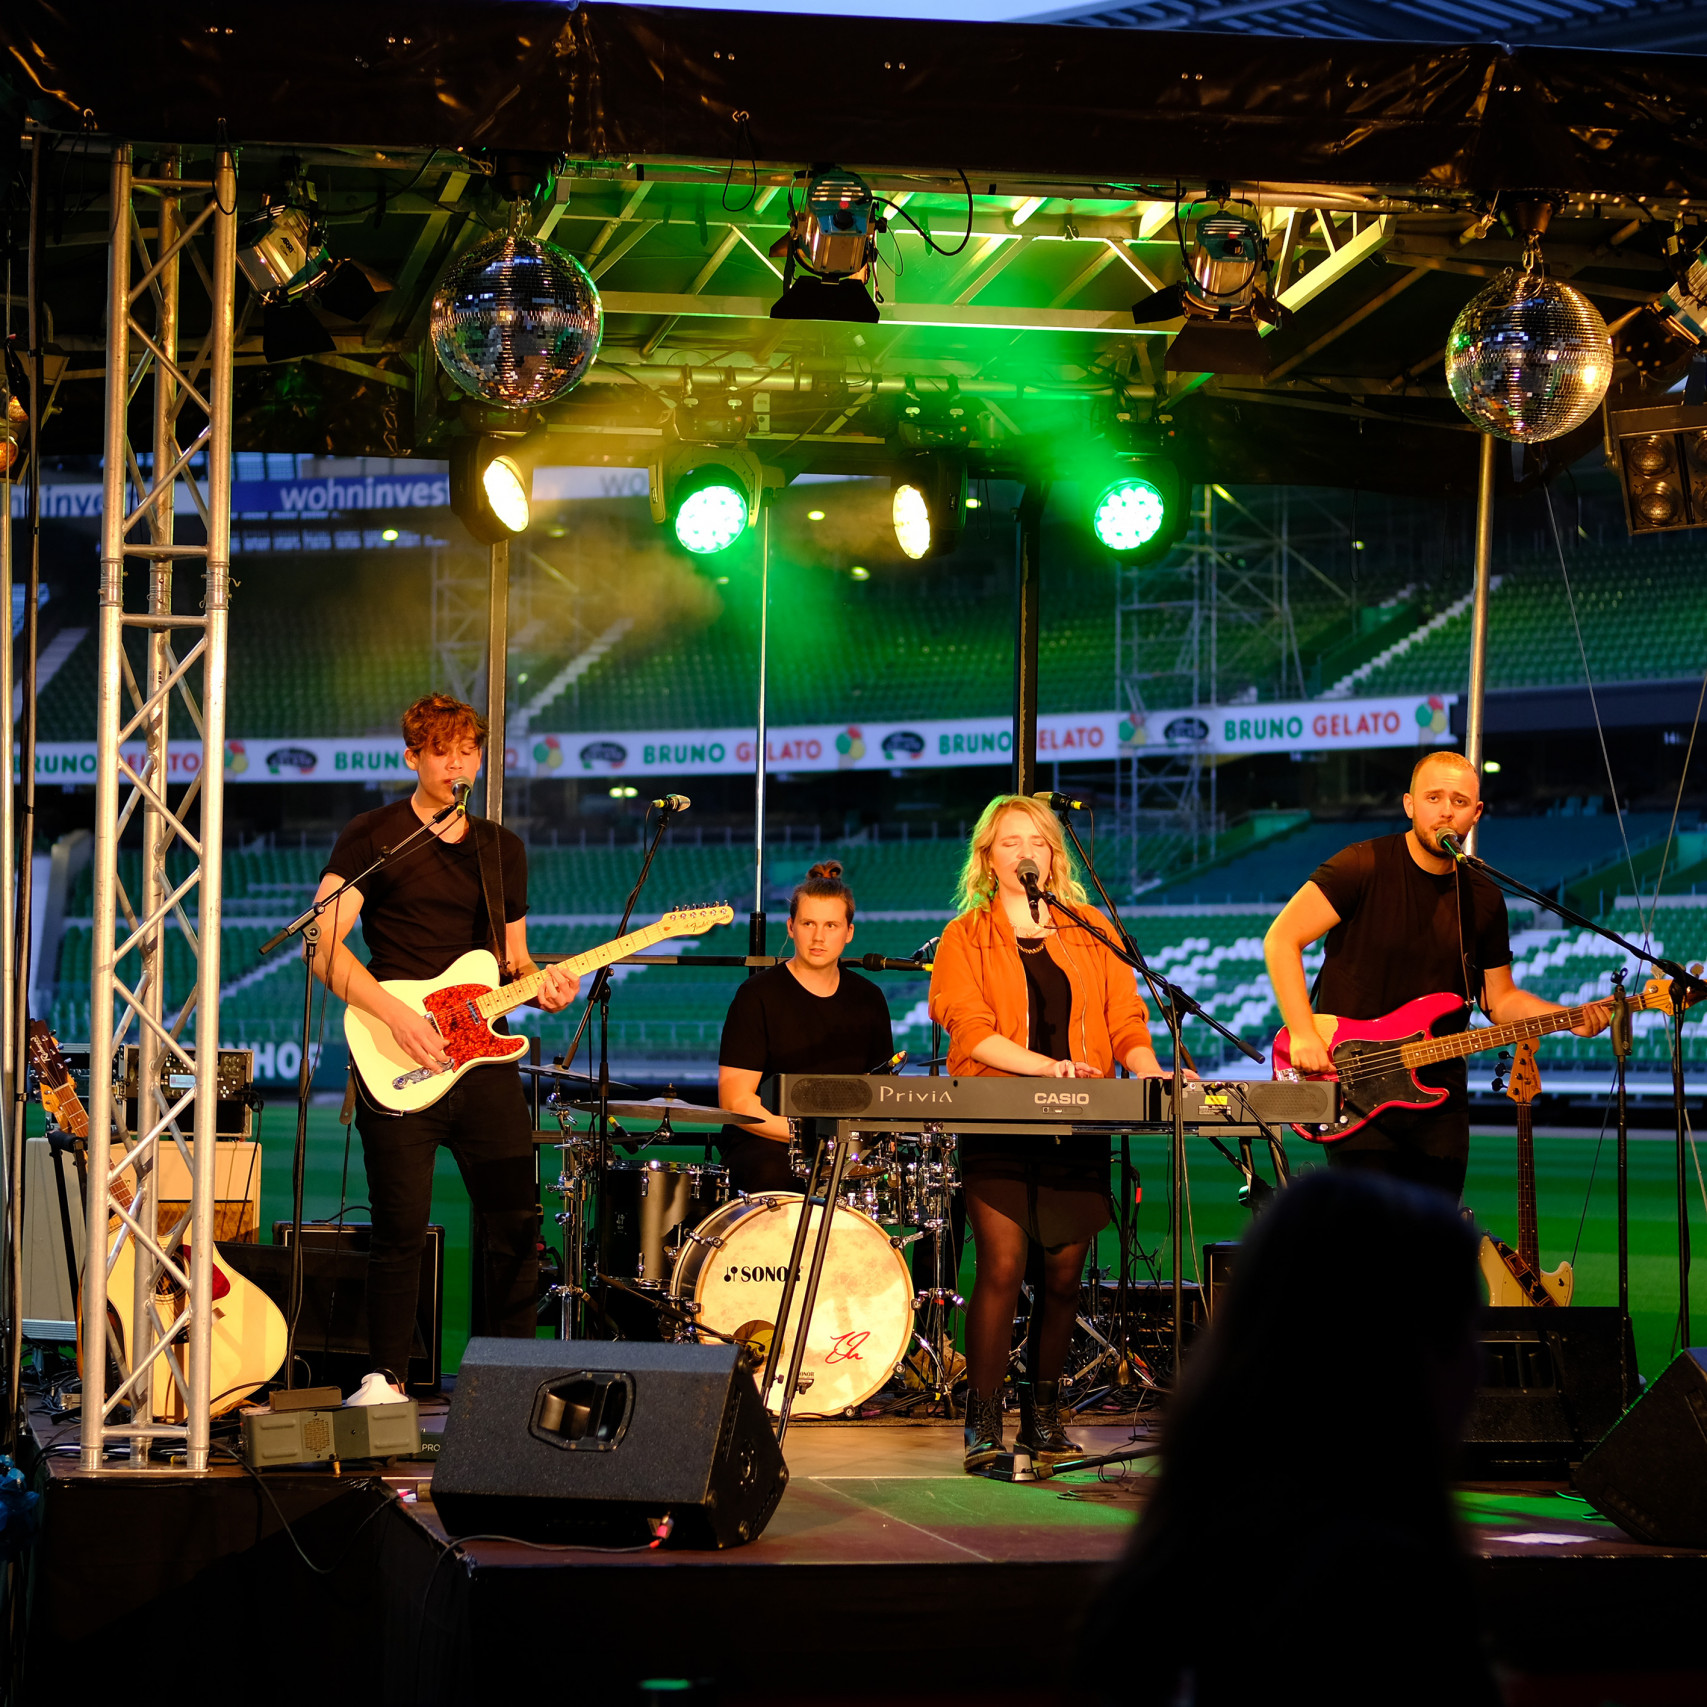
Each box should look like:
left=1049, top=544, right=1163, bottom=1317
left=786, top=1076, right=874, bottom=1117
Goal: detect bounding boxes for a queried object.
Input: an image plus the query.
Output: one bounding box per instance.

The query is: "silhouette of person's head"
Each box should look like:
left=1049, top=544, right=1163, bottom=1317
left=1081, top=1169, right=1491, bottom=1707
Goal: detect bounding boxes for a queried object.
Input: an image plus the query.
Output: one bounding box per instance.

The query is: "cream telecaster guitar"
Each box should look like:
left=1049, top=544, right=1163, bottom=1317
left=1478, top=1039, right=1573, bottom=1307
left=346, top=903, right=735, bottom=1114
left=33, top=1021, right=287, bottom=1421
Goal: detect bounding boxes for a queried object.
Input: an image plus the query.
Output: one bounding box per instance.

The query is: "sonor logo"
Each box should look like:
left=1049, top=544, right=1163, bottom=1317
left=1033, top=1091, right=1090, bottom=1106
left=722, top=1265, right=802, bottom=1284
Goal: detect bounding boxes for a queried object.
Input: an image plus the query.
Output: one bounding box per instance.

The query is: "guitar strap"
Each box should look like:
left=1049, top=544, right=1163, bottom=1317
left=472, top=817, right=513, bottom=984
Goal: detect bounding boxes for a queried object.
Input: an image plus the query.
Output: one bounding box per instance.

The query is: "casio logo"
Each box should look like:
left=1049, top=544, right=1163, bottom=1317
left=1033, top=1091, right=1090, bottom=1106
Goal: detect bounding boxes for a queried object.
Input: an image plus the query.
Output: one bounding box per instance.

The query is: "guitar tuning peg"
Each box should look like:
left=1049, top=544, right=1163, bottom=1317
left=1491, top=1075, right=1506, bottom=1094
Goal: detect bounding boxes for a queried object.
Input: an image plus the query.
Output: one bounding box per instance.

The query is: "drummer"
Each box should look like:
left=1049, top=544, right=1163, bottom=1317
left=716, top=861, right=894, bottom=1194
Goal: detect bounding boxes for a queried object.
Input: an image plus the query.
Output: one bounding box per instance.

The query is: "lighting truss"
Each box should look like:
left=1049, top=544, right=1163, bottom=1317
left=82, top=145, right=238, bottom=1474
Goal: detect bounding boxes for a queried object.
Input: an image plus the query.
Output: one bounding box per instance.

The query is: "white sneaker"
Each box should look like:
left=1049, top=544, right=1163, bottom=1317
left=348, top=1371, right=407, bottom=1407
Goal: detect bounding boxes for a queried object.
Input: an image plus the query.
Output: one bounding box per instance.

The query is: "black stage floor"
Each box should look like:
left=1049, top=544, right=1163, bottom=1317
left=24, top=1407, right=1707, bottom=1705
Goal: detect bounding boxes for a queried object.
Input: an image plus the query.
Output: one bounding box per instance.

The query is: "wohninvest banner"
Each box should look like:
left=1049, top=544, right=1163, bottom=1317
left=29, top=695, right=1455, bottom=784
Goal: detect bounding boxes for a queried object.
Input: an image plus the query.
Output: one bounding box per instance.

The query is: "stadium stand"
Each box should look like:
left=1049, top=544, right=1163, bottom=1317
left=1356, top=547, right=1707, bottom=698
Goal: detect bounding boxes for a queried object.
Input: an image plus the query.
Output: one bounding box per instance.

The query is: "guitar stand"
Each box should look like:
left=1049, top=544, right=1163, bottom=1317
left=757, top=1121, right=855, bottom=1447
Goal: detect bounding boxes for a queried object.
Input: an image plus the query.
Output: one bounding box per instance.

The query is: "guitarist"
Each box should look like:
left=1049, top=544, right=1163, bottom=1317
left=309, top=693, right=580, bottom=1393
left=1264, top=751, right=1608, bottom=1200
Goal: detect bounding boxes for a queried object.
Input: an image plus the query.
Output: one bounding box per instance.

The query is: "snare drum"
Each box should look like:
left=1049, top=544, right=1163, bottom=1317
left=670, top=1192, right=914, bottom=1417
left=599, top=1158, right=727, bottom=1289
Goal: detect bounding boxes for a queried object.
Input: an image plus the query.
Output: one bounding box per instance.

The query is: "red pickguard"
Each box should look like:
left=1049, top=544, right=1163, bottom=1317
left=421, top=982, right=529, bottom=1070
left=1271, top=991, right=1468, bottom=1143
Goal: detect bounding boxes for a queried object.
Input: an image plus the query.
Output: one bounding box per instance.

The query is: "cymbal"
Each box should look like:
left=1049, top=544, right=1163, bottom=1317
left=520, top=1062, right=636, bottom=1093
left=570, top=1096, right=764, bottom=1127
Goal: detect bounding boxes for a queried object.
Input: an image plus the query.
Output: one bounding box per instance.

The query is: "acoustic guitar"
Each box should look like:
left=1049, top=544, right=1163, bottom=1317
left=1478, top=1039, right=1573, bottom=1307
left=34, top=1022, right=288, bottom=1420
left=345, top=902, right=734, bottom=1114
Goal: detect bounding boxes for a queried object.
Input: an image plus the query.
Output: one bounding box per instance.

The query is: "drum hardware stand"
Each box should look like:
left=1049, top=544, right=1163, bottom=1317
left=553, top=800, right=684, bottom=1338
left=758, top=1121, right=856, bottom=1446
left=1442, top=840, right=1707, bottom=1354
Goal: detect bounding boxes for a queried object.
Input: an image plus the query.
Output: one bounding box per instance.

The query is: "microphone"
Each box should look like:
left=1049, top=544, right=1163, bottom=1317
left=1032, top=790, right=1086, bottom=812
left=909, top=933, right=941, bottom=965
left=868, top=1048, right=909, bottom=1075
left=1437, top=831, right=1467, bottom=864
left=652, top=793, right=691, bottom=813
left=1015, top=857, right=1043, bottom=924
left=432, top=780, right=473, bottom=824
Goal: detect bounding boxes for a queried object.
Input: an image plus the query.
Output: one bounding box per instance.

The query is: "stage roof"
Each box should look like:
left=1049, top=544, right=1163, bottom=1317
left=6, top=2, right=1706, bottom=490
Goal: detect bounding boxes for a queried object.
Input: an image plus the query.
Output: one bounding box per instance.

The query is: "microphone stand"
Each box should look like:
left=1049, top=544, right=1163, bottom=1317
left=1444, top=839, right=1707, bottom=1352
left=1038, top=879, right=1263, bottom=1385
left=556, top=802, right=682, bottom=1337
left=257, top=790, right=468, bottom=1386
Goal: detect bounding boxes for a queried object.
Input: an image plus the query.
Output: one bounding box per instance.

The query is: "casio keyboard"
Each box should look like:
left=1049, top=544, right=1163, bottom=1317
left=773, top=1073, right=1339, bottom=1136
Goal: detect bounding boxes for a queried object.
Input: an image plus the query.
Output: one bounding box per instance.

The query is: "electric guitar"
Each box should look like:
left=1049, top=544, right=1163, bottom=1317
left=345, top=902, right=736, bottom=1114
left=30, top=1021, right=287, bottom=1421
left=1270, top=977, right=1689, bottom=1142
left=1478, top=1040, right=1572, bottom=1307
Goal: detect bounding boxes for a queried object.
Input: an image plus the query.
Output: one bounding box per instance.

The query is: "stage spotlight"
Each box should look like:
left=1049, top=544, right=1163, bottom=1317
left=239, top=183, right=363, bottom=365
left=649, top=442, right=773, bottom=557
left=891, top=455, right=967, bottom=560
left=771, top=166, right=883, bottom=324
left=1088, top=456, right=1185, bottom=564
left=1131, top=196, right=1291, bottom=375
left=1609, top=402, right=1707, bottom=535
left=451, top=437, right=530, bottom=545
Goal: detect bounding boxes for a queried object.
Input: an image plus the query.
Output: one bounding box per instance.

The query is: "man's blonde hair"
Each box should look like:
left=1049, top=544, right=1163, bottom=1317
left=954, top=795, right=1089, bottom=915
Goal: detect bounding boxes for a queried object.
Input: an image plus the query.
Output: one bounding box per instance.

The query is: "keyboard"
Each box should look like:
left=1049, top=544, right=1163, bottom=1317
left=773, top=1074, right=1338, bottom=1134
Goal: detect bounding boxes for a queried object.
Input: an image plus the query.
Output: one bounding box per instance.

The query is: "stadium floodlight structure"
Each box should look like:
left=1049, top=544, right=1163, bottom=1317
left=83, top=146, right=239, bottom=1473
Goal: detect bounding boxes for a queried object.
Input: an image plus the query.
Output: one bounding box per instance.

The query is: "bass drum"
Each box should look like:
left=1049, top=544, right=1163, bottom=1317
left=670, top=1193, right=915, bottom=1418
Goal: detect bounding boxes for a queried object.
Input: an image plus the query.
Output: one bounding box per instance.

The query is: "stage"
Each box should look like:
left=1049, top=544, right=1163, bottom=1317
left=23, top=1401, right=1707, bottom=1706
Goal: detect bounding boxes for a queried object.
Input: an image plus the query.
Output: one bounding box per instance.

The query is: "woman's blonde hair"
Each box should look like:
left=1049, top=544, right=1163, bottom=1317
left=954, top=794, right=1089, bottom=915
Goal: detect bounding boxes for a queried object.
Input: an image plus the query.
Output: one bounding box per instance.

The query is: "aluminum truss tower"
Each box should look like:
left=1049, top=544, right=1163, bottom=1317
left=1115, top=485, right=1335, bottom=896
left=81, top=145, right=237, bottom=1472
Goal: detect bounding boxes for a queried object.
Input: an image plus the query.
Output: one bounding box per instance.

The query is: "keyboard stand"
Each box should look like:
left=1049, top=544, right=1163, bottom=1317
left=757, top=1119, right=855, bottom=1447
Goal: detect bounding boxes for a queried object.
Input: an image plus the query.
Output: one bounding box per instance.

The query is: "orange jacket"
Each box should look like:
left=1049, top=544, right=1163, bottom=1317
left=928, top=902, right=1154, bottom=1077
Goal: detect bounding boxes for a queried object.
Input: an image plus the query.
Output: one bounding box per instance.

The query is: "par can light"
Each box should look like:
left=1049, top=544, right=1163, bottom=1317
left=890, top=454, right=967, bottom=561
left=1093, top=477, right=1168, bottom=553
left=893, top=484, right=933, bottom=560
left=675, top=476, right=750, bottom=555
left=451, top=438, right=531, bottom=545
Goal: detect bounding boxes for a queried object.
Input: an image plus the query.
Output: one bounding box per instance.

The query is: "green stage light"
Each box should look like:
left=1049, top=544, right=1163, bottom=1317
left=1093, top=476, right=1167, bottom=553
left=675, top=477, right=749, bottom=554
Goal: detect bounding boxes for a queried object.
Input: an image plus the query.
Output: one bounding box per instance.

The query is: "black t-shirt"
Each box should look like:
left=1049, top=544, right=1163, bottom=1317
left=323, top=797, right=528, bottom=982
left=716, top=963, right=894, bottom=1153
left=1311, top=832, right=1512, bottom=1105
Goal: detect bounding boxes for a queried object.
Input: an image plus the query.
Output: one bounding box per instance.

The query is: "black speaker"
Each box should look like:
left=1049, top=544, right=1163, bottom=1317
left=215, top=1222, right=445, bottom=1391
left=1575, top=1348, right=1707, bottom=1546
left=431, top=1338, right=788, bottom=1549
left=1460, top=1306, right=1636, bottom=1478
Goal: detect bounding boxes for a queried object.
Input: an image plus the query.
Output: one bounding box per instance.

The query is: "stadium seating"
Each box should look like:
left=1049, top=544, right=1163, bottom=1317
left=1357, top=546, right=1707, bottom=698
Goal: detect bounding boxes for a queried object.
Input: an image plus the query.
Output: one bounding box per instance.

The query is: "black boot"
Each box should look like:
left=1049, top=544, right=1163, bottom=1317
left=1015, top=1378, right=1083, bottom=1461
left=962, top=1387, right=1006, bottom=1472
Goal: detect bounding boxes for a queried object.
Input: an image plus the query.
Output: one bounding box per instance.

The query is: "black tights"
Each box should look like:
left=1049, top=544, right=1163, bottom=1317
left=963, top=1185, right=1088, bottom=1395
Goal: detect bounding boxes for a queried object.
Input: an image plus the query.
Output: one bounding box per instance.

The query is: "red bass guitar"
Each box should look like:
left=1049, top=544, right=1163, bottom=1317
left=1271, top=977, right=1686, bottom=1143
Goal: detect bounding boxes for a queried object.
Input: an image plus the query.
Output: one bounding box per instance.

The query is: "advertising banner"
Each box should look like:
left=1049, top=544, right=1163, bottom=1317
left=28, top=694, right=1452, bottom=784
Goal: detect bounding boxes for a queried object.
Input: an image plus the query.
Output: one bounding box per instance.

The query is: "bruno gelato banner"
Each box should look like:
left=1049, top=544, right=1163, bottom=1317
left=27, top=694, right=1455, bottom=784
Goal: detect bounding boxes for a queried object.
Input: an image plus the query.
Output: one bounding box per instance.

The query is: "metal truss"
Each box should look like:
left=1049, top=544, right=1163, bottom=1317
left=81, top=145, right=237, bottom=1472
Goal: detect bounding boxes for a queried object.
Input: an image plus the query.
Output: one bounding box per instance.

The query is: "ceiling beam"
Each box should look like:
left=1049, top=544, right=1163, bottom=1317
left=1265, top=265, right=1429, bottom=381
left=599, top=291, right=1162, bottom=335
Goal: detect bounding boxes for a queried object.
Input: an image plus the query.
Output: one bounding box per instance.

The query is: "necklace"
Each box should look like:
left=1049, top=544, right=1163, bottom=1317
left=1017, top=935, right=1048, bottom=954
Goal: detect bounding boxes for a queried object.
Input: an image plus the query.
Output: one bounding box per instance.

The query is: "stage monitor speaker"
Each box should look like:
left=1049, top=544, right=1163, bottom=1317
left=1460, top=1306, right=1635, bottom=1478
left=1575, top=1348, right=1707, bottom=1546
left=432, top=1338, right=788, bottom=1550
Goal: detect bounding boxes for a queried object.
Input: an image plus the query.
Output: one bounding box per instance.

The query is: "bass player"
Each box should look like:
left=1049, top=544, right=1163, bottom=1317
left=1263, top=749, right=1609, bottom=1201
left=309, top=693, right=580, bottom=1393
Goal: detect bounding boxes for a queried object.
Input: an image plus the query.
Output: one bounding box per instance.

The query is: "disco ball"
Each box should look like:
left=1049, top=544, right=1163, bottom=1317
left=1445, top=269, right=1612, bottom=443
left=429, top=233, right=602, bottom=407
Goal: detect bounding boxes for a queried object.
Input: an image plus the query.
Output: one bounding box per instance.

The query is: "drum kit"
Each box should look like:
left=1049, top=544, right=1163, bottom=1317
left=524, top=1064, right=964, bottom=1419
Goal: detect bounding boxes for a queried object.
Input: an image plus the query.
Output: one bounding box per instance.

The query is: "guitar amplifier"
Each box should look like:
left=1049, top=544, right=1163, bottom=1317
left=217, top=1222, right=445, bottom=1391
